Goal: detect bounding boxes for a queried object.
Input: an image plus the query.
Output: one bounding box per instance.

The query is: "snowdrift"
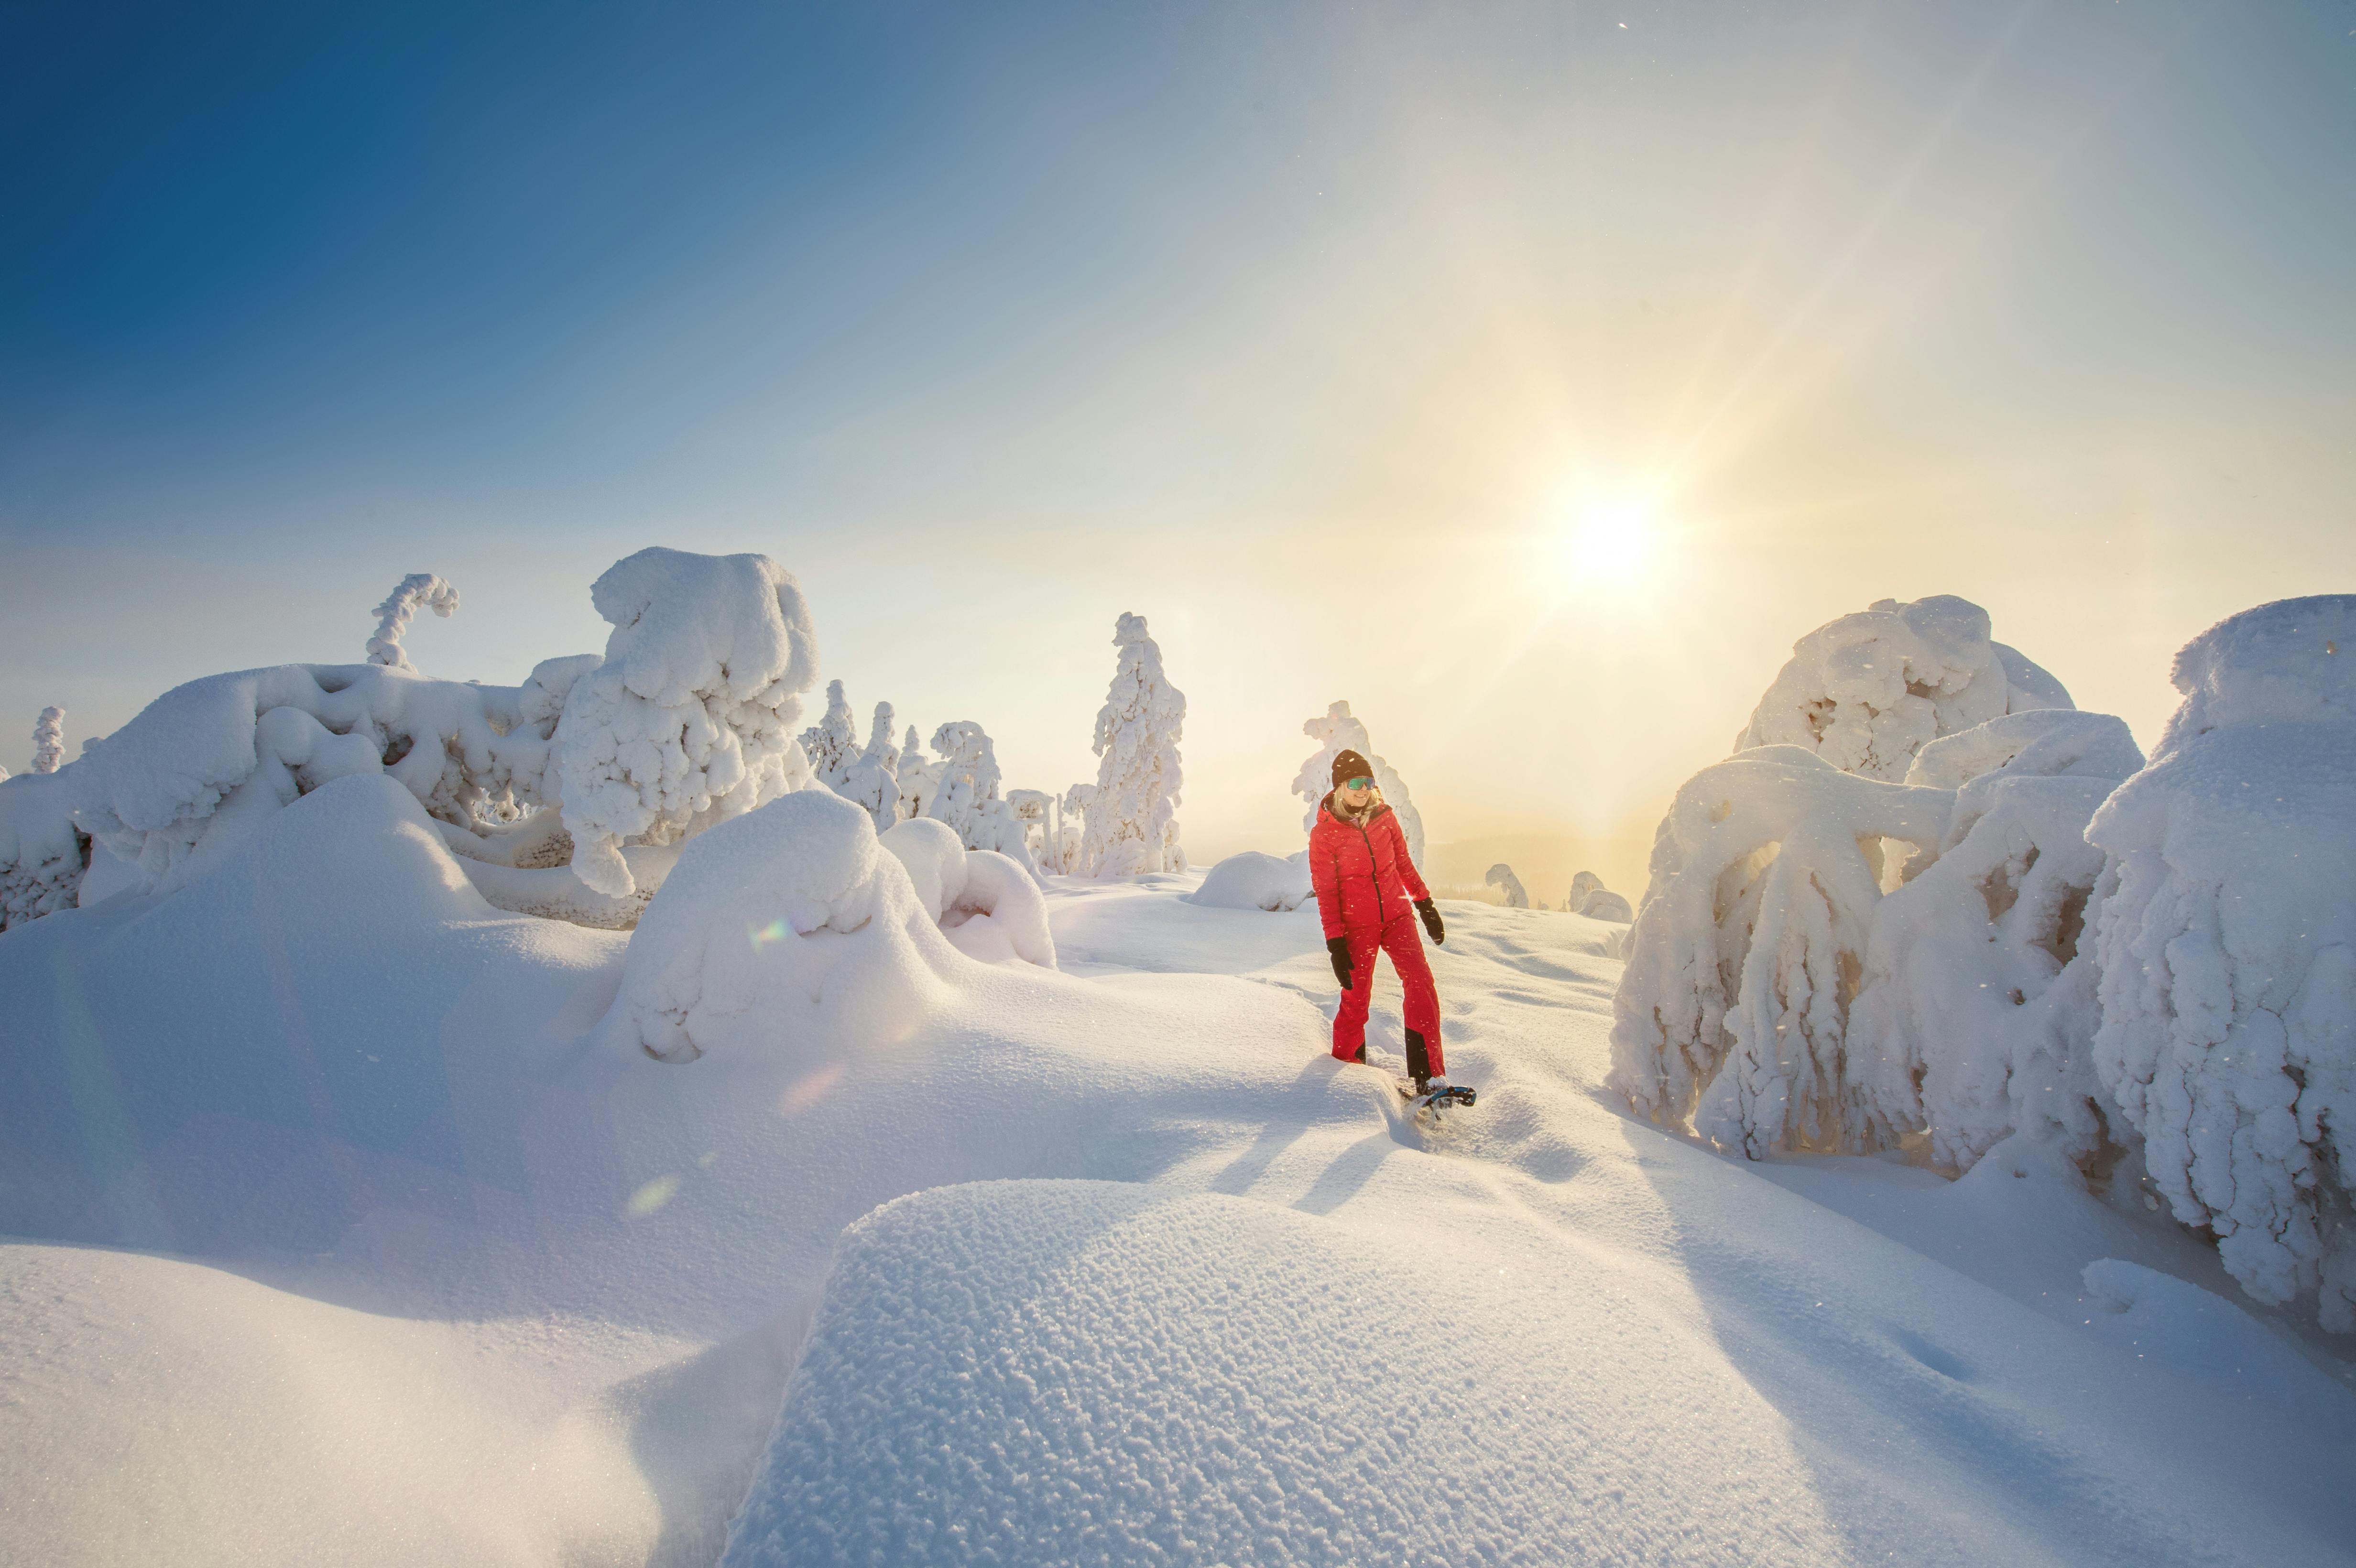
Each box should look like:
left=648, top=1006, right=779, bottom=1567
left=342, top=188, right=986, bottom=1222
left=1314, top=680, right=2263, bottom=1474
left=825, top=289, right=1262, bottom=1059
left=1188, top=848, right=1313, bottom=911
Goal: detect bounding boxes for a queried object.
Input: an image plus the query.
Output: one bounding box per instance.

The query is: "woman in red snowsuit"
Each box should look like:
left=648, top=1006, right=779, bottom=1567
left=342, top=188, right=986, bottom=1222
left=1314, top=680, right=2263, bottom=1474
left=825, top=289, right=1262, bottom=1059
left=1308, top=748, right=1449, bottom=1092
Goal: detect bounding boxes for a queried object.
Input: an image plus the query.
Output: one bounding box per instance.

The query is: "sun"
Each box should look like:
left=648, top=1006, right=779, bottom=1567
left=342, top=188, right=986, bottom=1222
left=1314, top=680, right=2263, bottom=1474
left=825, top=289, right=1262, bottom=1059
left=1559, top=497, right=1659, bottom=589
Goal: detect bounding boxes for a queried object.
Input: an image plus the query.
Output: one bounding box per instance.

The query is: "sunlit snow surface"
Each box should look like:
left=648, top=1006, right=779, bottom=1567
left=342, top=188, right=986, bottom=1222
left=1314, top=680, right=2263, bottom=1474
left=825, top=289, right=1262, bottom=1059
left=2, top=781, right=2352, bottom=1566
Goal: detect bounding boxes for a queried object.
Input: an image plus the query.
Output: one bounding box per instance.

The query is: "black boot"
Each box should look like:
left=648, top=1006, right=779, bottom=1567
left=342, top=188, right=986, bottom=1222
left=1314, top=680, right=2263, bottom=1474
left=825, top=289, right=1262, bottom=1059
left=1405, top=1028, right=1432, bottom=1091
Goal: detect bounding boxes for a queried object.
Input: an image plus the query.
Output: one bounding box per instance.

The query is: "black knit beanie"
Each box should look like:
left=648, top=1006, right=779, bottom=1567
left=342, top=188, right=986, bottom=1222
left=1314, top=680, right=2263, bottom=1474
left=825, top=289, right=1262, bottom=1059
left=1331, top=749, right=1373, bottom=789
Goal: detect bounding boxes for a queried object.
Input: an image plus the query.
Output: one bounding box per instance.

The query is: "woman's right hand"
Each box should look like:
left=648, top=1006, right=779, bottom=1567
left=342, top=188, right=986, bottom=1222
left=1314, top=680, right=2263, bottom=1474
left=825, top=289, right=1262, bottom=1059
left=1327, top=936, right=1353, bottom=989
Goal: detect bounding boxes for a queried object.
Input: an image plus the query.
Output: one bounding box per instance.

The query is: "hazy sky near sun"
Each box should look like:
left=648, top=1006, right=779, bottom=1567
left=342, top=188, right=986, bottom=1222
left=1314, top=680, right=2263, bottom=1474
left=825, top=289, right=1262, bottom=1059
left=5, top=1, right=2353, bottom=888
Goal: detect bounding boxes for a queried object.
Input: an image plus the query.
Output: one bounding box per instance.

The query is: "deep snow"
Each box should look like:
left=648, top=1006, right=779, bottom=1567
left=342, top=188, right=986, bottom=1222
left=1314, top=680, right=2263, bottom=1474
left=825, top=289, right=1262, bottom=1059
left=3, top=778, right=2352, bottom=1566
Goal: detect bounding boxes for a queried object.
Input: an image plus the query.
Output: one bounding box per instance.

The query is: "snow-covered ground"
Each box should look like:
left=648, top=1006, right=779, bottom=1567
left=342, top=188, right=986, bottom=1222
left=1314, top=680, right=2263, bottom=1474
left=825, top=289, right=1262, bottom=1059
left=3, top=784, right=2352, bottom=1566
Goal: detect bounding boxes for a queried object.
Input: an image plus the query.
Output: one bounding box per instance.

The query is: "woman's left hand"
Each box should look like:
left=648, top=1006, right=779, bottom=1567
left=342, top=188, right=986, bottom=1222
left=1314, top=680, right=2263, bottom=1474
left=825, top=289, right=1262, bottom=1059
left=1415, top=899, right=1444, bottom=945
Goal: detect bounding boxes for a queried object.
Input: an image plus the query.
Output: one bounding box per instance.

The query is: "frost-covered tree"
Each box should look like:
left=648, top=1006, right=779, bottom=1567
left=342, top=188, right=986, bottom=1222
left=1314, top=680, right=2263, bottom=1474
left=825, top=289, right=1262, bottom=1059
left=925, top=721, right=1003, bottom=844
left=800, top=680, right=860, bottom=789
left=2087, top=595, right=2356, bottom=1328
left=1292, top=701, right=1423, bottom=866
left=921, top=720, right=1042, bottom=882
left=1848, top=710, right=2145, bottom=1176
left=1485, top=863, right=1529, bottom=908
left=1081, top=612, right=1186, bottom=877
left=897, top=726, right=939, bottom=822
left=1005, top=789, right=1057, bottom=871
left=31, top=707, right=65, bottom=774
left=837, top=702, right=903, bottom=833
left=365, top=574, right=460, bottom=670
left=1569, top=871, right=1633, bottom=923
left=1057, top=782, right=1095, bottom=874
left=1609, top=746, right=1951, bottom=1158
left=556, top=549, right=819, bottom=896
left=1735, top=596, right=2073, bottom=783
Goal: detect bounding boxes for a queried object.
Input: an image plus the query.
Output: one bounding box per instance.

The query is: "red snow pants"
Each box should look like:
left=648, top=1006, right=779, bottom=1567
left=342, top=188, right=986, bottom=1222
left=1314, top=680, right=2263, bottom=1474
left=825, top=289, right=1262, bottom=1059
left=1331, top=909, right=1445, bottom=1076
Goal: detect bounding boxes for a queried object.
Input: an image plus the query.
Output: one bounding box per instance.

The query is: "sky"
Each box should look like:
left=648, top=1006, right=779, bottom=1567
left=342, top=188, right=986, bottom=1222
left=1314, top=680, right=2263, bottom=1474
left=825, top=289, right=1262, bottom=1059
left=5, top=0, right=2353, bottom=892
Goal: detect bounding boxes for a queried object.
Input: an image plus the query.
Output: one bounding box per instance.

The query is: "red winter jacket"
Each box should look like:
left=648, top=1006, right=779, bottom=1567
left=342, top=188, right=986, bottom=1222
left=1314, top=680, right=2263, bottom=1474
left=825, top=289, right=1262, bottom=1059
left=1308, top=792, right=1430, bottom=938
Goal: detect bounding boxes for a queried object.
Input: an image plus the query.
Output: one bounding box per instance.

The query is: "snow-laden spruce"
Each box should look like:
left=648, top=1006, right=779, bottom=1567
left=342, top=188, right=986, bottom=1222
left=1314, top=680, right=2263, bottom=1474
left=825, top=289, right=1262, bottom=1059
left=2088, top=595, right=2356, bottom=1328
left=924, top=720, right=1044, bottom=881
left=365, top=573, right=459, bottom=669
left=1080, top=612, right=1186, bottom=876
left=896, top=725, right=939, bottom=822
left=1485, top=863, right=1529, bottom=908
left=1610, top=746, right=1951, bottom=1157
left=1737, top=595, right=2074, bottom=782
left=30, top=707, right=65, bottom=775
left=555, top=549, right=819, bottom=897
left=1292, top=700, right=1422, bottom=866
left=1848, top=709, right=2145, bottom=1176
left=837, top=702, right=903, bottom=832
left=799, top=679, right=860, bottom=791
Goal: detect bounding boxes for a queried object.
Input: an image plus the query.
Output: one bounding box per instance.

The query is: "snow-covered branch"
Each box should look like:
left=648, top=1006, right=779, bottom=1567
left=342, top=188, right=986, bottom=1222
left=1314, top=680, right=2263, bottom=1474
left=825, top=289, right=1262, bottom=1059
left=365, top=574, right=460, bottom=670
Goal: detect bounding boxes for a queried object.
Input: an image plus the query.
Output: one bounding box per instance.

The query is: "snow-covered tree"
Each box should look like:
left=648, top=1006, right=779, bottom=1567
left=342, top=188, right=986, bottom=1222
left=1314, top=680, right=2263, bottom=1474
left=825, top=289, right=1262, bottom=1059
left=1081, top=612, right=1186, bottom=877
left=1609, top=746, right=1951, bottom=1158
left=1485, top=863, right=1528, bottom=908
left=800, top=680, right=860, bottom=789
left=556, top=549, right=819, bottom=896
left=837, top=702, right=903, bottom=832
left=1569, top=871, right=1633, bottom=923
left=925, top=721, right=1003, bottom=843
left=1056, top=782, right=1095, bottom=874
left=1848, top=709, right=2145, bottom=1176
left=919, top=720, right=1042, bottom=882
left=365, top=574, right=460, bottom=670
left=31, top=707, right=64, bottom=775
left=1005, top=789, right=1057, bottom=871
left=1735, top=595, right=2074, bottom=783
left=897, top=725, right=939, bottom=822
left=1292, top=701, right=1423, bottom=866
left=2087, top=595, right=2356, bottom=1328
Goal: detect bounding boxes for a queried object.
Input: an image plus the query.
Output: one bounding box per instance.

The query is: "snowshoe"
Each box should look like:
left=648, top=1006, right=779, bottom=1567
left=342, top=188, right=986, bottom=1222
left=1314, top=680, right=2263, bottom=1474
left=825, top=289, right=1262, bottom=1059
left=1396, top=1078, right=1477, bottom=1116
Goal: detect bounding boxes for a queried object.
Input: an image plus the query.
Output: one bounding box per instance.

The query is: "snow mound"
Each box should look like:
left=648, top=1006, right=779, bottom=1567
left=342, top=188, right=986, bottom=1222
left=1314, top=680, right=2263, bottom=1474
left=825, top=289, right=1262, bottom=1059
left=2091, top=597, right=2356, bottom=1327
left=880, top=816, right=1057, bottom=968
left=0, top=1240, right=658, bottom=1568
left=724, top=1179, right=1828, bottom=1568
left=1188, top=849, right=1312, bottom=911
left=2080, top=1259, right=2356, bottom=1433
left=0, top=769, right=86, bottom=929
left=1736, top=595, right=2072, bottom=782
left=556, top=548, right=819, bottom=897
left=607, top=789, right=957, bottom=1064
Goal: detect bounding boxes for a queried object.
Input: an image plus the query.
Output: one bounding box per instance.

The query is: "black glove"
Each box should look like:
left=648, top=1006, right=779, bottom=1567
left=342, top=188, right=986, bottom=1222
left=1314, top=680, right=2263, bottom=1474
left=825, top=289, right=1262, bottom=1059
left=1327, top=936, right=1354, bottom=989
left=1416, top=899, right=1444, bottom=945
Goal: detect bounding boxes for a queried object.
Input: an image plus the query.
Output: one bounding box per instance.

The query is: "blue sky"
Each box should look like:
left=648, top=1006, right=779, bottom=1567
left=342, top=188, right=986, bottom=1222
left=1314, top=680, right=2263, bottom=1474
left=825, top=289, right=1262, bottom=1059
left=5, top=1, right=2353, bottom=883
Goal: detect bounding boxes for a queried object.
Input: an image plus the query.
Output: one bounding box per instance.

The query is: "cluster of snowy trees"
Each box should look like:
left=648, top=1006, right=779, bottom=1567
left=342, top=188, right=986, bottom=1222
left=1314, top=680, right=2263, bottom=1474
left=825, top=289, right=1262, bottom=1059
left=1612, top=592, right=2356, bottom=1331
left=781, top=609, right=1189, bottom=882
left=0, top=560, right=1199, bottom=938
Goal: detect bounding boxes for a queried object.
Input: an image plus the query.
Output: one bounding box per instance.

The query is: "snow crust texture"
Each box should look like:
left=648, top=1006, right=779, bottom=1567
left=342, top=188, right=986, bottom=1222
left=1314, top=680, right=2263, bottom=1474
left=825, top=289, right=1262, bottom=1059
left=2089, top=595, right=2356, bottom=1326
left=1735, top=595, right=2073, bottom=782
left=1292, top=699, right=1423, bottom=866
left=1082, top=612, right=1186, bottom=876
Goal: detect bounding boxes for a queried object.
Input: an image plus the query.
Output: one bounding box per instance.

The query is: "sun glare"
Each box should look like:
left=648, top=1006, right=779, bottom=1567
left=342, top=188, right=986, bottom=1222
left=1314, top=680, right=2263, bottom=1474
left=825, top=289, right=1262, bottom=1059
left=1560, top=498, right=1659, bottom=590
